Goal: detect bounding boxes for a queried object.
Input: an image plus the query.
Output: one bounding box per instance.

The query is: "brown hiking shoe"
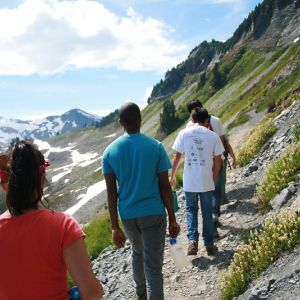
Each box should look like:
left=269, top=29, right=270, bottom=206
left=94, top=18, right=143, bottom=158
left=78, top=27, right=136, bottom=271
left=206, top=245, right=218, bottom=256
left=187, top=241, right=198, bottom=255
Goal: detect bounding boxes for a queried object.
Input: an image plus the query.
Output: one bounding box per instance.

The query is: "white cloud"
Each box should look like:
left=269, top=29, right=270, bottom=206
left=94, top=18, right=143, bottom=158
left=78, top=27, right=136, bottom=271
left=0, top=0, right=186, bottom=76
left=144, top=86, right=153, bottom=102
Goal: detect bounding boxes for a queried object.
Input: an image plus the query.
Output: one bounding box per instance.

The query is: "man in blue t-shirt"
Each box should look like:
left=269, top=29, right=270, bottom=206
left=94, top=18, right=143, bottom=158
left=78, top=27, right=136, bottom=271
left=102, top=102, right=180, bottom=300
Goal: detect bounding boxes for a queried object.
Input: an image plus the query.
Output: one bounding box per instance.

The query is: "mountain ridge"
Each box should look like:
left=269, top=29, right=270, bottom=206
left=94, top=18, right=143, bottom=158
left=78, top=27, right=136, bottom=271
left=148, top=0, right=300, bottom=103
left=0, top=108, right=101, bottom=149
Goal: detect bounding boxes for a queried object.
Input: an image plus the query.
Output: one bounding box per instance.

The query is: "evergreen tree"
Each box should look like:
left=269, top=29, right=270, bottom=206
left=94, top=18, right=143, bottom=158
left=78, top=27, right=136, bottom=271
left=211, top=63, right=225, bottom=90
left=198, top=72, right=207, bottom=89
left=159, top=99, right=179, bottom=134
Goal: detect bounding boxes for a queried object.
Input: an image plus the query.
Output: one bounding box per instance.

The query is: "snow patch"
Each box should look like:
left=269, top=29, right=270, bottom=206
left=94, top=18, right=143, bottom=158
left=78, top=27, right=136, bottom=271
left=64, top=180, right=106, bottom=216
left=52, top=169, right=72, bottom=183
left=71, top=150, right=98, bottom=164
left=294, top=37, right=299, bottom=43
left=104, top=133, right=116, bottom=138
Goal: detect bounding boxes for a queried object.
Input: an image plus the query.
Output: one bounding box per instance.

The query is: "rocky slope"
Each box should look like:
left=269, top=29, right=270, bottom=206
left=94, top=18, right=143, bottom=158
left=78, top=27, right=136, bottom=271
left=91, top=98, right=300, bottom=299
left=148, top=0, right=300, bottom=103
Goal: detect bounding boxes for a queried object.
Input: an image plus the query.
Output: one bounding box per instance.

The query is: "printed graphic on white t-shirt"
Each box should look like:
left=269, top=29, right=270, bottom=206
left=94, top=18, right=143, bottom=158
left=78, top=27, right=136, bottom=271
left=172, top=125, right=224, bottom=192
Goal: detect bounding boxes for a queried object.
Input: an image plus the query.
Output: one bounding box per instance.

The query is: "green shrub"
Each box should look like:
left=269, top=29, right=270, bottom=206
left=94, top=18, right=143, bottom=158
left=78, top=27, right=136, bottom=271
left=294, top=124, right=300, bottom=141
left=237, top=116, right=277, bottom=166
left=68, top=211, right=113, bottom=288
left=84, top=212, right=112, bottom=260
left=256, top=141, right=300, bottom=211
left=227, top=112, right=250, bottom=130
left=221, top=210, right=300, bottom=300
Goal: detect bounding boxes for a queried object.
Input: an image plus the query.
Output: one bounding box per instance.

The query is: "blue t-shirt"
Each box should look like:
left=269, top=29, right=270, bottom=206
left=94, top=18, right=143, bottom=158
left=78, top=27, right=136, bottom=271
left=102, top=133, right=171, bottom=220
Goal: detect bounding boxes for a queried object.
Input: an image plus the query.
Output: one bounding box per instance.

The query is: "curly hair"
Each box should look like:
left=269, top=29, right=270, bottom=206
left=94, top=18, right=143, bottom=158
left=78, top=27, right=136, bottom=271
left=6, top=141, right=45, bottom=216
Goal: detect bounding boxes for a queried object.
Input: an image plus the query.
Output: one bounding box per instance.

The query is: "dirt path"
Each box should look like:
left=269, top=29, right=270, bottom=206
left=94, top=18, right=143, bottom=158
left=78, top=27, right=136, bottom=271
left=162, top=166, right=264, bottom=299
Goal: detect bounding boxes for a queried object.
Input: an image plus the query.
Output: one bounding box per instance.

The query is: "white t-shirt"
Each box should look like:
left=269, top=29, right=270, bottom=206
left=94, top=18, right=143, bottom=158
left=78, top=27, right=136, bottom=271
left=186, top=115, right=226, bottom=137
left=172, top=125, right=224, bottom=192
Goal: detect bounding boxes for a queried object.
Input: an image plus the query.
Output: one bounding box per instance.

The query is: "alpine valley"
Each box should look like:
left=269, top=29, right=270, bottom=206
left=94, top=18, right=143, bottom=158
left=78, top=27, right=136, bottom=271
left=0, top=0, right=300, bottom=299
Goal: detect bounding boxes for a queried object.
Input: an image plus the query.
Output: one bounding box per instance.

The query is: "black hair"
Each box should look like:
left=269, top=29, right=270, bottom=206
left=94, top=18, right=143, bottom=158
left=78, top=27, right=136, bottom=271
left=191, top=107, right=210, bottom=124
left=187, top=99, right=202, bottom=113
left=119, top=102, right=141, bottom=131
left=6, top=140, right=45, bottom=216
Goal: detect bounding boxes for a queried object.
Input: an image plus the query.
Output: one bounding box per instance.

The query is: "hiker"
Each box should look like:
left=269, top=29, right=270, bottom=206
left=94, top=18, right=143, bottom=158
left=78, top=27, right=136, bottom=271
left=0, top=141, right=103, bottom=300
left=186, top=99, right=237, bottom=229
left=102, top=102, right=180, bottom=300
left=170, top=107, right=224, bottom=255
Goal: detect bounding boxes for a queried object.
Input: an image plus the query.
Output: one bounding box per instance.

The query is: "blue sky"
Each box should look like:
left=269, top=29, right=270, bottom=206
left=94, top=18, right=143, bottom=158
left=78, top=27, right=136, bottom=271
left=0, top=0, right=262, bottom=120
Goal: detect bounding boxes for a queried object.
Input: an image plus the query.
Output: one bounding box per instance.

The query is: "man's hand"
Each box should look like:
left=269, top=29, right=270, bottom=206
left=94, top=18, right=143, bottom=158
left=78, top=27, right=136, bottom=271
left=169, top=221, right=180, bottom=238
left=169, top=176, right=176, bottom=186
left=112, top=228, right=126, bottom=248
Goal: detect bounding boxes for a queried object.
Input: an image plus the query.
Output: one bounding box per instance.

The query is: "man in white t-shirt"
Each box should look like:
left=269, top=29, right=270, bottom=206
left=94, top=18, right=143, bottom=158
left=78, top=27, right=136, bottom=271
left=170, top=107, right=224, bottom=256
left=186, top=100, right=237, bottom=230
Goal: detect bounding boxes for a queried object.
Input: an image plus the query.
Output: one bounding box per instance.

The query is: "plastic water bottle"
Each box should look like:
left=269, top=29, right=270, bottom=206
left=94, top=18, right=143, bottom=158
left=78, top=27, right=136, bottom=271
left=69, top=286, right=81, bottom=300
left=169, top=238, right=189, bottom=270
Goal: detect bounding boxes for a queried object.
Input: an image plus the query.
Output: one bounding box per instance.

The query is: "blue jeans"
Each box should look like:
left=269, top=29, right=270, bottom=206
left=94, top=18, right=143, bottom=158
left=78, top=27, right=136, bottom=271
left=122, top=215, right=166, bottom=300
left=185, top=191, right=214, bottom=247
left=213, top=160, right=226, bottom=217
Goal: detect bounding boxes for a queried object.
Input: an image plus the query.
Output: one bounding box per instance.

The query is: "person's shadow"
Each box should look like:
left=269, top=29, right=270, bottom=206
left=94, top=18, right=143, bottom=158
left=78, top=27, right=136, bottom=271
left=191, top=249, right=235, bottom=271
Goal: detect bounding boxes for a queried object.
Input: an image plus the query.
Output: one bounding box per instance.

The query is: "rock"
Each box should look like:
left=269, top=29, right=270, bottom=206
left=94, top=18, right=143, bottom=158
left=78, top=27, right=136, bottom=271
left=288, top=182, right=297, bottom=194
left=248, top=164, right=259, bottom=173
left=271, top=188, right=291, bottom=211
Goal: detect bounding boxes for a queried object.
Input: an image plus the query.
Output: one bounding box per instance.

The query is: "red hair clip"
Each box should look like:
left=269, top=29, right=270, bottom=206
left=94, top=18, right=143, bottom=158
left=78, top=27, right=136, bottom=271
left=0, top=168, right=9, bottom=183
left=39, top=160, right=50, bottom=174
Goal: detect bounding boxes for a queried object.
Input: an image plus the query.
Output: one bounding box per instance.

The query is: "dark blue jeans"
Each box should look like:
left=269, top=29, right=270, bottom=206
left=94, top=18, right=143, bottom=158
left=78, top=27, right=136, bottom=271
left=185, top=191, right=214, bottom=247
left=122, top=215, right=166, bottom=300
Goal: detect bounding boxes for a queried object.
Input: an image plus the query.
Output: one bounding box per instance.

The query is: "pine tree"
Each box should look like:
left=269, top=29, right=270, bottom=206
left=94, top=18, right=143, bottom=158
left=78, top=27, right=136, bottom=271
left=159, top=99, right=179, bottom=134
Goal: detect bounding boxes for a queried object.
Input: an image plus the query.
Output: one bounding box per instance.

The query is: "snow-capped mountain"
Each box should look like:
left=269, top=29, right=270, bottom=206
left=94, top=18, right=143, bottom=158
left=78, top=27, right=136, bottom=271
left=0, top=108, right=101, bottom=149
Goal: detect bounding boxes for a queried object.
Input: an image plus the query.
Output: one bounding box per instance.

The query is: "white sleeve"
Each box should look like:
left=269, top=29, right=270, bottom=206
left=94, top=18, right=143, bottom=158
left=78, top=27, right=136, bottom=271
left=213, top=134, right=225, bottom=156
left=210, top=116, right=226, bottom=137
left=172, top=130, right=185, bottom=154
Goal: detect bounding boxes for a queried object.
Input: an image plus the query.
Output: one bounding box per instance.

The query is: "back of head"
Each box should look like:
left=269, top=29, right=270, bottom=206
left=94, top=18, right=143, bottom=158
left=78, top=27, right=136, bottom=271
left=119, top=102, right=141, bottom=132
left=191, top=107, right=210, bottom=124
left=187, top=99, right=202, bottom=114
left=6, top=140, right=45, bottom=216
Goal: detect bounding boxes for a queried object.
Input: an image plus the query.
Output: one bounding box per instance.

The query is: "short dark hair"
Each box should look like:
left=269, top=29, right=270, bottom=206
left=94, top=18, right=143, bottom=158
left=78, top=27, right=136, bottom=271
left=187, top=99, right=202, bottom=113
left=191, top=107, right=210, bottom=124
left=6, top=140, right=45, bottom=216
left=119, top=102, right=141, bottom=130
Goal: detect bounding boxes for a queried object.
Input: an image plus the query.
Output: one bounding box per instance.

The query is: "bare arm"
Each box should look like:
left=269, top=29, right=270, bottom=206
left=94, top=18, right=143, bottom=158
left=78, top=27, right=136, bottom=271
left=224, top=142, right=237, bottom=168
left=170, top=152, right=182, bottom=186
left=212, top=155, right=222, bottom=182
left=219, top=135, right=226, bottom=147
left=104, top=173, right=126, bottom=247
left=158, top=171, right=180, bottom=237
left=63, top=238, right=104, bottom=300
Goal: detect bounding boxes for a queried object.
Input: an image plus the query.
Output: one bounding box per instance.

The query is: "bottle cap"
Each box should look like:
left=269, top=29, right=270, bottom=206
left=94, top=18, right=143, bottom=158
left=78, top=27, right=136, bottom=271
left=170, top=238, right=177, bottom=245
left=69, top=287, right=81, bottom=300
